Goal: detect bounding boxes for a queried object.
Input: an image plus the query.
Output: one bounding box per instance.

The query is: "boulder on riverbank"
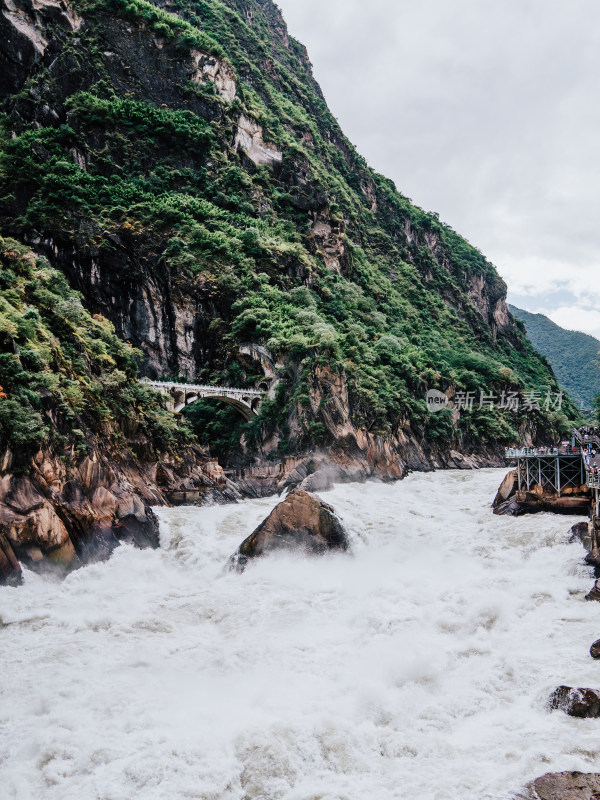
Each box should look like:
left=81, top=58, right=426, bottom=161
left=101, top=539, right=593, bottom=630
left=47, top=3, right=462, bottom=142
left=517, top=771, right=600, bottom=800
left=228, top=490, right=349, bottom=572
left=548, top=685, right=600, bottom=717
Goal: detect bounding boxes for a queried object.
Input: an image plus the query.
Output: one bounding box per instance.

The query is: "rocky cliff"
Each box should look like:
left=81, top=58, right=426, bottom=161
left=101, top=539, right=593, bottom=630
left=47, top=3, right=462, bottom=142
left=0, top=0, right=576, bottom=580
left=0, top=237, right=239, bottom=585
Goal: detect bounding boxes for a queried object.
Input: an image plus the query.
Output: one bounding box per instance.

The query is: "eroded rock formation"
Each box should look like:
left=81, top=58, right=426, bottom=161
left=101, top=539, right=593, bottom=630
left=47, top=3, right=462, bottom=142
left=0, top=444, right=239, bottom=585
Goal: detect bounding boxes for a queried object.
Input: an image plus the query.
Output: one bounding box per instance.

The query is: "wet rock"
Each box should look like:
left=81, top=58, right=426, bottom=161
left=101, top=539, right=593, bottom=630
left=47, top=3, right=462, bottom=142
left=0, top=475, right=77, bottom=570
left=569, top=521, right=592, bottom=549
left=585, top=552, right=600, bottom=568
left=518, top=771, right=600, bottom=800
left=590, top=640, right=600, bottom=659
left=228, top=490, right=349, bottom=572
left=298, top=468, right=334, bottom=493
left=115, top=509, right=160, bottom=550
left=0, top=532, right=21, bottom=586
left=492, top=469, right=517, bottom=508
left=548, top=685, right=600, bottom=717
left=586, top=581, right=600, bottom=602
left=279, top=457, right=371, bottom=495
left=493, top=495, right=524, bottom=516
left=0, top=438, right=240, bottom=583
left=494, top=490, right=591, bottom=517
left=76, top=526, right=120, bottom=564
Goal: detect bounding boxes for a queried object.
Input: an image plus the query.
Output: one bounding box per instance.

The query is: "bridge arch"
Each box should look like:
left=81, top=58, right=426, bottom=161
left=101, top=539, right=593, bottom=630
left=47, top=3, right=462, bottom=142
left=140, top=379, right=263, bottom=421
left=184, top=394, right=257, bottom=421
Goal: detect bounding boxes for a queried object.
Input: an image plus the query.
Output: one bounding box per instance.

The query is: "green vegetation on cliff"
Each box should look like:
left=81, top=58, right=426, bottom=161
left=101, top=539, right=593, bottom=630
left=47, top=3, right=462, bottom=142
left=0, top=0, right=577, bottom=459
left=509, top=305, right=600, bottom=412
left=0, top=238, right=189, bottom=462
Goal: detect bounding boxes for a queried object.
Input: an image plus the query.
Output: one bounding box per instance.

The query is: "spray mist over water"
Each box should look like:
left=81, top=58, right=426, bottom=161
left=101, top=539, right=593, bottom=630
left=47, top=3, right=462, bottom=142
left=0, top=469, right=598, bottom=799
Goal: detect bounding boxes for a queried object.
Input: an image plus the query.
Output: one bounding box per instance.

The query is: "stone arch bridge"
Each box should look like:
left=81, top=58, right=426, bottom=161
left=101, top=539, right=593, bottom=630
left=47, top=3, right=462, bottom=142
left=140, top=379, right=263, bottom=421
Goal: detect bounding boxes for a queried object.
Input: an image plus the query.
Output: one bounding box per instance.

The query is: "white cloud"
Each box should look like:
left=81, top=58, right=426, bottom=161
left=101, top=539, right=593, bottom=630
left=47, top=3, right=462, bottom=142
left=545, top=307, right=600, bottom=340
left=500, top=255, right=600, bottom=308
left=275, top=0, right=600, bottom=336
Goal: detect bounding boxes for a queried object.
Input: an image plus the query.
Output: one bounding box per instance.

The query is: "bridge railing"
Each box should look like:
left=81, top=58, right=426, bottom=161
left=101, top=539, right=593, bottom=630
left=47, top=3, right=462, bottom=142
left=505, top=446, right=582, bottom=458
left=139, top=378, right=263, bottom=396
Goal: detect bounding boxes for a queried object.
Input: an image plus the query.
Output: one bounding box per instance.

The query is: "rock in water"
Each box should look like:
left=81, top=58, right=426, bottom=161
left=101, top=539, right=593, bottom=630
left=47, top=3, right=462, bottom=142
left=590, top=640, right=600, bottom=660
left=228, top=490, right=349, bottom=571
left=548, top=686, right=600, bottom=717
left=586, top=581, right=600, bottom=602
left=518, top=771, right=600, bottom=800
left=568, top=521, right=590, bottom=546
left=492, top=469, right=518, bottom=509
left=0, top=532, right=21, bottom=586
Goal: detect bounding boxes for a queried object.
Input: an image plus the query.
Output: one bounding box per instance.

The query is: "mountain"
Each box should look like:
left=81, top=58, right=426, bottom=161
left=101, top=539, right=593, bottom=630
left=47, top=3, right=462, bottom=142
left=0, top=0, right=575, bottom=580
left=509, top=305, right=600, bottom=412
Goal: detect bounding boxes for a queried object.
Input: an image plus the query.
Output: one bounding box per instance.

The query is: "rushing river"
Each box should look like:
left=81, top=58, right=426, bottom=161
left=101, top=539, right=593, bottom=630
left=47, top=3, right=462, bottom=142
left=1, top=469, right=599, bottom=799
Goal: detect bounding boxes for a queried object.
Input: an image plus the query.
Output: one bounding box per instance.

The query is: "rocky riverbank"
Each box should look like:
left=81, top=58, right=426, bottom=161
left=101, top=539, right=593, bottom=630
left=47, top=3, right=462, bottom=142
left=0, top=438, right=503, bottom=585
left=228, top=434, right=504, bottom=498
left=492, top=470, right=600, bottom=799
left=0, top=442, right=240, bottom=586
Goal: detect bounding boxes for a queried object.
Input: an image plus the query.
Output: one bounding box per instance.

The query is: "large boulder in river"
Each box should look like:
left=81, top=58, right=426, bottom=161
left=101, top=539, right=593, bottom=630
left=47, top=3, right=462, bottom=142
left=228, top=490, right=349, bottom=572
left=517, top=772, right=600, bottom=800
left=493, top=469, right=518, bottom=510
left=548, top=685, right=600, bottom=717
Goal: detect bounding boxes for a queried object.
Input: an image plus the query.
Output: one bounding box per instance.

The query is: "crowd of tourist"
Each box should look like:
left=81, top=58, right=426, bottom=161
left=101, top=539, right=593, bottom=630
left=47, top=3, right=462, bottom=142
left=578, top=425, right=600, bottom=443
left=574, top=426, right=600, bottom=471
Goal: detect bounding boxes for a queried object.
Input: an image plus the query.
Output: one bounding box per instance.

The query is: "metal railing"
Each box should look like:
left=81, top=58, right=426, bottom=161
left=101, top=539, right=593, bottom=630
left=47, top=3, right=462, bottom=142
left=505, top=447, right=582, bottom=458
left=573, top=427, right=600, bottom=448
left=587, top=474, right=600, bottom=489
left=139, top=378, right=263, bottom=396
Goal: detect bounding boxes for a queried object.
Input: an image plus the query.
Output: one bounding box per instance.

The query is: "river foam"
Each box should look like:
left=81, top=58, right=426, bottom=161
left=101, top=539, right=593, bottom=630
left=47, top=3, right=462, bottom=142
left=1, top=469, right=598, bottom=799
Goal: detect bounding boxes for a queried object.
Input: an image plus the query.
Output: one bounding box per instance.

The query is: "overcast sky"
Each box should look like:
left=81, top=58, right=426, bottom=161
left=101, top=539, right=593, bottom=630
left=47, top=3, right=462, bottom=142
left=275, top=0, right=600, bottom=339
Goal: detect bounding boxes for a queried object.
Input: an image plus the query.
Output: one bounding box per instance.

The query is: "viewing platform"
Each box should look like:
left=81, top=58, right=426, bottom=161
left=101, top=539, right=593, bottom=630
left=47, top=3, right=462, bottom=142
left=505, top=446, right=585, bottom=495
left=505, top=446, right=582, bottom=458
left=504, top=426, right=600, bottom=497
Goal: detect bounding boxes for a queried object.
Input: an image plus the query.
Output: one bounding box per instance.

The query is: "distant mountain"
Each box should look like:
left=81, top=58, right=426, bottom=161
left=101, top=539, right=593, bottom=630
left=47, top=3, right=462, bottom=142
left=509, top=305, right=600, bottom=410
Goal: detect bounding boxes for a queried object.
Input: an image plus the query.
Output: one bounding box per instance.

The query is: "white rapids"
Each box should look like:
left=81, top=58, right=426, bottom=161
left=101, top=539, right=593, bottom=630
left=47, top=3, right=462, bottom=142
left=1, top=468, right=599, bottom=800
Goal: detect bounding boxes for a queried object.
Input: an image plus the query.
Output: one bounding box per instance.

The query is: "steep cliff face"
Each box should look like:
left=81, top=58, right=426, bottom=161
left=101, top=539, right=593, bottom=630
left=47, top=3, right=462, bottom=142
left=0, top=237, right=239, bottom=584
left=0, top=0, right=574, bottom=522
